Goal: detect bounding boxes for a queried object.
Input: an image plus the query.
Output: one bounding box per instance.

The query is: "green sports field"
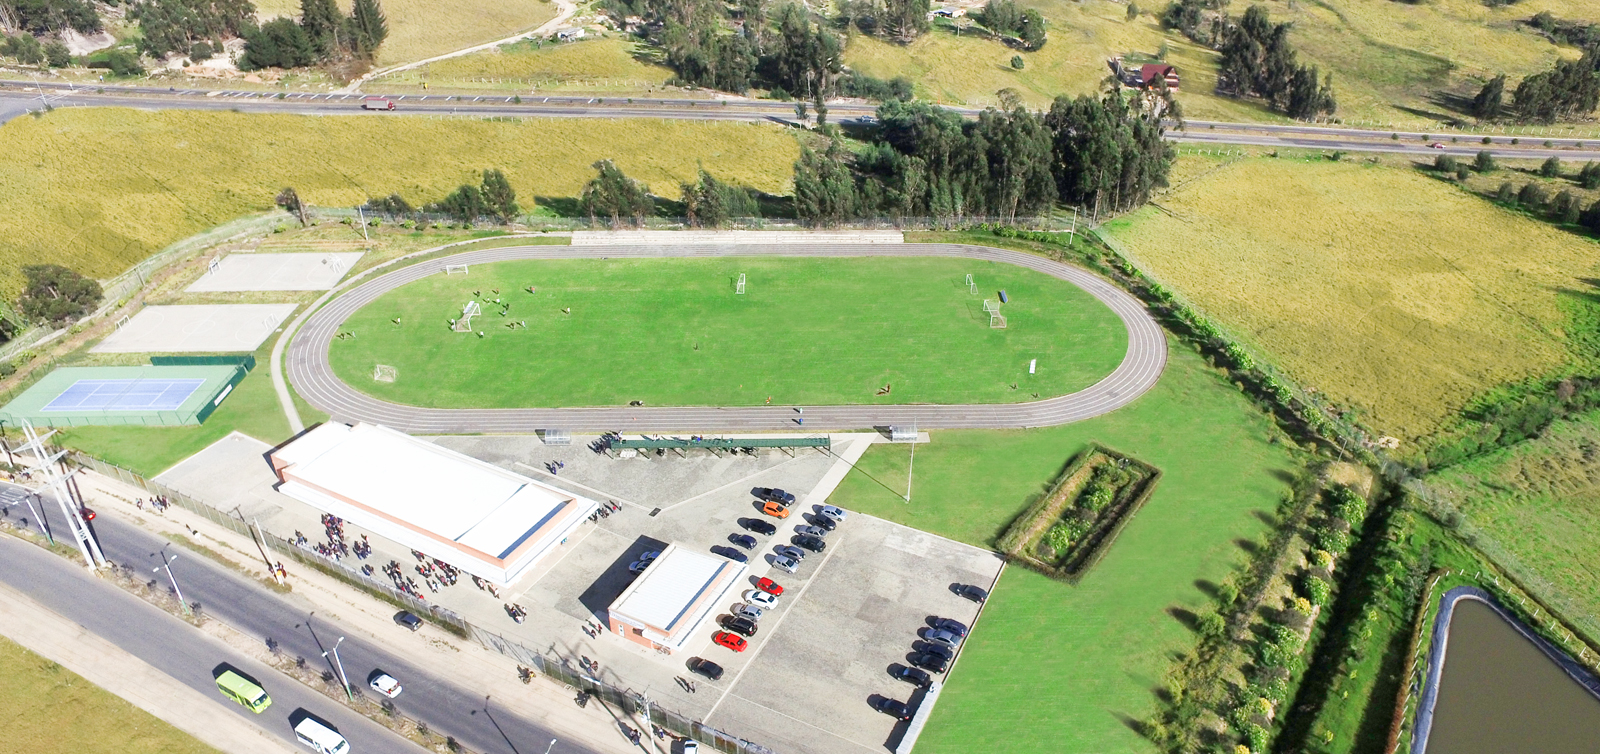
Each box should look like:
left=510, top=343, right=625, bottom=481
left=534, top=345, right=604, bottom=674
left=827, top=343, right=1304, bottom=753
left=328, top=257, right=1129, bottom=407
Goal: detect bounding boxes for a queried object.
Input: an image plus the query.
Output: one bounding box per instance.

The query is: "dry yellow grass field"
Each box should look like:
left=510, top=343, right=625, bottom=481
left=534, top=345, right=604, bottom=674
left=1106, top=156, right=1600, bottom=442
left=420, top=36, right=673, bottom=85
left=253, top=0, right=559, bottom=65
left=0, top=108, right=799, bottom=296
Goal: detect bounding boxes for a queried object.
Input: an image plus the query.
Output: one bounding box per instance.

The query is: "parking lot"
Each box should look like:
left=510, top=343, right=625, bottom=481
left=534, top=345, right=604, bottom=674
left=157, top=430, right=1002, bottom=754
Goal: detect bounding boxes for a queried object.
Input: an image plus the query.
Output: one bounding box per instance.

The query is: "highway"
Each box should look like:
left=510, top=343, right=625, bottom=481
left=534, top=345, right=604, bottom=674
left=7, top=77, right=1600, bottom=159
left=0, top=487, right=597, bottom=754
left=286, top=242, right=1169, bottom=434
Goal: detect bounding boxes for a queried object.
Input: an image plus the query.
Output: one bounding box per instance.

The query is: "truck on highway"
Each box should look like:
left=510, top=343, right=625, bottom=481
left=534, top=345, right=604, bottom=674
left=361, top=97, right=395, bottom=111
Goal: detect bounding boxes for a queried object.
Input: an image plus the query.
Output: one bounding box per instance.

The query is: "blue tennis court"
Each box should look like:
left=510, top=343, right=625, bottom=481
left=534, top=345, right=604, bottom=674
left=42, top=378, right=206, bottom=412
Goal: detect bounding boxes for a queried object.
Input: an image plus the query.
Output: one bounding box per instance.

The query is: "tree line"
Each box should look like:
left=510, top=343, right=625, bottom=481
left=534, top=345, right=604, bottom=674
left=133, top=0, right=256, bottom=60
left=241, top=0, right=387, bottom=70
left=1470, top=13, right=1600, bottom=123
left=1161, top=3, right=1336, bottom=119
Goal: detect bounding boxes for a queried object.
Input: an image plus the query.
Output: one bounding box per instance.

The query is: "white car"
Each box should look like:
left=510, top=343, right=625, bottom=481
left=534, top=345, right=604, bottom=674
left=743, top=590, right=779, bottom=608
left=368, top=672, right=402, bottom=698
left=818, top=505, right=847, bottom=522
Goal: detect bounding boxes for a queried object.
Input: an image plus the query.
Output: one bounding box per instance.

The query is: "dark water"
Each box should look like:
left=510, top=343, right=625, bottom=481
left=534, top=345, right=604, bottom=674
left=1426, top=599, right=1600, bottom=754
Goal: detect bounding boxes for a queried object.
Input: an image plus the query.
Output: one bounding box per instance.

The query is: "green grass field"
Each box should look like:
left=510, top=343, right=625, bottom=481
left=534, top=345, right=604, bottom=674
left=328, top=256, right=1129, bottom=407
left=827, top=342, right=1304, bottom=753
left=253, top=0, right=559, bottom=66
left=0, top=635, right=220, bottom=754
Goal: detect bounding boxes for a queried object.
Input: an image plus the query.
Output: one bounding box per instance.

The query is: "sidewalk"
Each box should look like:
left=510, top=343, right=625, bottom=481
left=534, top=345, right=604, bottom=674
left=71, top=469, right=654, bottom=754
left=0, top=578, right=300, bottom=754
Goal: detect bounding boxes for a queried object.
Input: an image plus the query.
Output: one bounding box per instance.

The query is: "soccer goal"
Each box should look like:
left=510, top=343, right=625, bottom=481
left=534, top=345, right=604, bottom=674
left=373, top=364, right=398, bottom=382
left=736, top=273, right=746, bottom=295
left=453, top=300, right=482, bottom=332
left=984, top=299, right=1006, bottom=329
left=325, top=256, right=346, bottom=276
left=115, top=314, right=131, bottom=329
left=966, top=274, right=976, bottom=295
left=444, top=264, right=470, bottom=275
left=208, top=257, right=222, bottom=275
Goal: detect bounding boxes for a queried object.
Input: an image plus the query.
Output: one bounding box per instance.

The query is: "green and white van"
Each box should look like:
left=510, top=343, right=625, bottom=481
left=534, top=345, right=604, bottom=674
left=215, top=670, right=272, bottom=713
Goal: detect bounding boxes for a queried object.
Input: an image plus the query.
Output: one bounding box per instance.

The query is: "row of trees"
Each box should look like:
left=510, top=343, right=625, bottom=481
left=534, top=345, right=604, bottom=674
left=838, top=0, right=928, bottom=42
left=0, top=0, right=100, bottom=35
left=1216, top=5, right=1336, bottom=119
left=975, top=0, right=1046, bottom=51
left=132, top=0, right=255, bottom=59
left=1468, top=15, right=1600, bottom=123
left=793, top=87, right=1176, bottom=225
left=241, top=0, right=387, bottom=69
left=350, top=169, right=520, bottom=224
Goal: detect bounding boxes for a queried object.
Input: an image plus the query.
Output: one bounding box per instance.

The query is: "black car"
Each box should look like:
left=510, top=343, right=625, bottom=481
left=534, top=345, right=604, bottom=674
left=721, top=616, right=758, bottom=637
left=712, top=546, right=749, bottom=563
left=908, top=652, right=948, bottom=674
left=741, top=518, right=778, bottom=536
left=933, top=617, right=970, bottom=637
left=956, top=584, right=989, bottom=603
left=872, top=697, right=913, bottom=721
left=688, top=657, right=724, bottom=681
left=890, top=665, right=932, bottom=689
left=792, top=534, right=826, bottom=553
left=394, top=611, right=423, bottom=631
left=729, top=533, right=758, bottom=550
left=809, top=514, right=837, bottom=531
left=915, top=641, right=954, bottom=661
left=753, top=487, right=796, bottom=505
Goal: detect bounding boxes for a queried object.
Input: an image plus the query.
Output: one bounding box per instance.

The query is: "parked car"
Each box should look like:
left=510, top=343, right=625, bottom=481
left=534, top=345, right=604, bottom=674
left=955, top=584, right=988, bottom=603
left=792, top=534, right=826, bottom=553
left=393, top=611, right=422, bottom=631
left=762, top=501, right=791, bottom=519
left=713, top=632, right=748, bottom=652
left=688, top=657, right=724, bottom=681
left=773, top=545, right=805, bottom=562
left=771, top=555, right=799, bottom=574
left=753, top=487, right=796, bottom=505
left=794, top=525, right=828, bottom=538
left=368, top=671, right=402, bottom=698
left=818, top=505, right=848, bottom=522
left=630, top=550, right=663, bottom=574
left=908, top=652, right=948, bottom=674
left=729, top=533, right=757, bottom=550
left=721, top=616, right=758, bottom=637
left=741, top=518, right=778, bottom=536
left=872, top=697, right=913, bottom=721
left=808, top=514, right=836, bottom=532
left=756, top=577, right=785, bottom=596
left=682, top=741, right=699, bottom=753
left=712, top=546, right=748, bottom=563
left=731, top=603, right=763, bottom=621
left=890, top=665, right=932, bottom=689
left=915, top=642, right=954, bottom=661
left=743, top=590, right=779, bottom=607
left=933, top=618, right=969, bottom=637
left=923, top=628, right=963, bottom=648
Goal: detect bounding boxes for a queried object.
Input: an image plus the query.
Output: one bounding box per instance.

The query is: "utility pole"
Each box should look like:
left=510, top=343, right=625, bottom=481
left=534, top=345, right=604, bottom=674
left=904, top=422, right=917, bottom=505
left=154, top=547, right=190, bottom=615
left=356, top=206, right=369, bottom=242
left=323, top=636, right=352, bottom=701
left=16, top=420, right=103, bottom=569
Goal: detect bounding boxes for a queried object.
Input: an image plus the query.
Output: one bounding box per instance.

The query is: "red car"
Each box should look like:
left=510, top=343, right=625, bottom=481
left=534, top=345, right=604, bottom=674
left=756, top=577, right=784, bottom=596
left=713, top=632, right=747, bottom=652
left=1428, top=142, right=1445, bottom=149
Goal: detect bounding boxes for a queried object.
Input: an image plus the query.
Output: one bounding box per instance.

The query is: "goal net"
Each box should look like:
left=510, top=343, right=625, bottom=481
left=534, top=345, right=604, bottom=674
left=444, top=264, right=470, bottom=275
left=984, top=299, right=1006, bottom=328
left=208, top=257, right=221, bottom=275
left=452, top=300, right=482, bottom=333
left=373, top=364, right=398, bottom=382
left=736, top=273, right=746, bottom=295
left=966, top=274, right=976, bottom=295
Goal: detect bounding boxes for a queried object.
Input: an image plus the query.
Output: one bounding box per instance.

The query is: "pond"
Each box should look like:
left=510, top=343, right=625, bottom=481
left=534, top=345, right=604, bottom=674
left=1425, top=598, right=1600, bottom=754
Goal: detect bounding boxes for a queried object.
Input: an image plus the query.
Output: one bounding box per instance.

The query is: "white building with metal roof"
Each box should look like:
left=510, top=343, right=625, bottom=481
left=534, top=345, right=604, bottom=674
left=606, top=543, right=748, bottom=654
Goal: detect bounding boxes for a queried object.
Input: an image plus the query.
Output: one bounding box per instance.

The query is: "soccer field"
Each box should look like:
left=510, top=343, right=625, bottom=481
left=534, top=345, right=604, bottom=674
left=328, top=256, right=1129, bottom=408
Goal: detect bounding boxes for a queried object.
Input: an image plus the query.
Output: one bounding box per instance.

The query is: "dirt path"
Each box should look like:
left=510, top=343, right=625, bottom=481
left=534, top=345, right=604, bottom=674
left=337, top=0, right=580, bottom=94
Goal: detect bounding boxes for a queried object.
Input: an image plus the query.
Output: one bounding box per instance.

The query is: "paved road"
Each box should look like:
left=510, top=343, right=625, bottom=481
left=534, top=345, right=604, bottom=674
left=8, top=78, right=1600, bottom=159
left=0, top=489, right=596, bottom=754
left=286, top=243, right=1168, bottom=433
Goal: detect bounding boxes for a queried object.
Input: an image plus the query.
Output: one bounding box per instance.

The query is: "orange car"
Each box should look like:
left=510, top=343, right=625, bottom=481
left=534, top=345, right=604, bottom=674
left=761, top=500, right=791, bottom=518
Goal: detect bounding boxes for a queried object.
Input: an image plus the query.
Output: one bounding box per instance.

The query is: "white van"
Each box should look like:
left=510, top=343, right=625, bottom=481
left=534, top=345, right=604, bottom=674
left=293, top=717, right=350, bottom=754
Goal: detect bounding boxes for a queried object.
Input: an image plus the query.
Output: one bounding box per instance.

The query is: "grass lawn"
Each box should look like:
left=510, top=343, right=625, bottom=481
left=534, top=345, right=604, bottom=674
left=826, top=343, right=1304, bottom=753
left=0, top=634, right=220, bottom=754
left=254, top=0, right=559, bottom=66
left=1106, top=156, right=1600, bottom=443
left=0, top=108, right=799, bottom=298
left=396, top=36, right=675, bottom=94
left=329, top=256, right=1128, bottom=407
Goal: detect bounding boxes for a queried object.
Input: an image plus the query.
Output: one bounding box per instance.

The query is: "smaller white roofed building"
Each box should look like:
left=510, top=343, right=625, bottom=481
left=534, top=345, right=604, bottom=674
left=606, top=544, right=747, bottom=654
left=269, top=422, right=598, bottom=587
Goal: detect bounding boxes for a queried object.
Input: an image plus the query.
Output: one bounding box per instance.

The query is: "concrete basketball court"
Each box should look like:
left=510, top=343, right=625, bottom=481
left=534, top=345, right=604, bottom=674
left=92, top=304, right=298, bottom=353
left=186, top=252, right=364, bottom=292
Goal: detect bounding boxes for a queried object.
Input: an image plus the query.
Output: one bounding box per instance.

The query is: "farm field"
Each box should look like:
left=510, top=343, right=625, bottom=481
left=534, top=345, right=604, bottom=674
left=328, top=256, right=1129, bottom=407
left=1420, top=408, right=1600, bottom=642
left=845, top=0, right=1579, bottom=127
left=1106, top=156, right=1600, bottom=443
left=0, top=107, right=799, bottom=298
left=253, top=0, right=559, bottom=66
left=387, top=36, right=675, bottom=94
left=0, top=634, right=220, bottom=754
left=826, top=343, right=1302, bottom=752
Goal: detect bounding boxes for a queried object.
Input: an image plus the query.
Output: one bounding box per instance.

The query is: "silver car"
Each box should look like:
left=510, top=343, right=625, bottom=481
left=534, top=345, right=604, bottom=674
left=774, top=544, right=806, bottom=562
left=732, top=603, right=763, bottom=621
left=771, top=555, right=800, bottom=574
left=924, top=628, right=963, bottom=648
left=794, top=525, right=828, bottom=538
left=818, top=505, right=847, bottom=522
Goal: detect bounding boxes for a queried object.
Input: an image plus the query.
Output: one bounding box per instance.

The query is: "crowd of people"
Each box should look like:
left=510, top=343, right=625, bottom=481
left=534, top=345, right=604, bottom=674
left=134, top=495, right=170, bottom=513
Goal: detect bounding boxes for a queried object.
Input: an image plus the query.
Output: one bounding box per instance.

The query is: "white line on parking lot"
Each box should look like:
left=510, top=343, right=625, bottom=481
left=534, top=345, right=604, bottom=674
left=714, top=692, right=884, bottom=754
left=703, top=536, right=843, bottom=722
left=511, top=461, right=642, bottom=510
left=654, top=455, right=810, bottom=514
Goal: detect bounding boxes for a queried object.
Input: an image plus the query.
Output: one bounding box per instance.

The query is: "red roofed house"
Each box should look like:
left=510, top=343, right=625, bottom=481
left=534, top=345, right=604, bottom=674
left=1138, top=64, right=1180, bottom=91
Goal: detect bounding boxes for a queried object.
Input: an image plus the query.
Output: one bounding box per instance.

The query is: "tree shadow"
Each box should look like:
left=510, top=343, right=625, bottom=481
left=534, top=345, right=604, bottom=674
left=534, top=196, right=584, bottom=218
left=1234, top=538, right=1261, bottom=556
left=1167, top=606, right=1200, bottom=632
left=1194, top=579, right=1221, bottom=599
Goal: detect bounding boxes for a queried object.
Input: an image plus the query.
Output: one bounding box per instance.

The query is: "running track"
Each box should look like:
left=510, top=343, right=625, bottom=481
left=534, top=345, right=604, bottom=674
left=287, top=243, right=1168, bottom=432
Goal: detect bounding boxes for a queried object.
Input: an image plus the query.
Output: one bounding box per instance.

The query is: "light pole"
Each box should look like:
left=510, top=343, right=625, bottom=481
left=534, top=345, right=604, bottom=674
left=154, top=547, right=189, bottom=615
left=543, top=740, right=557, bottom=754
left=322, top=636, right=352, bottom=701
left=904, top=422, right=917, bottom=505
